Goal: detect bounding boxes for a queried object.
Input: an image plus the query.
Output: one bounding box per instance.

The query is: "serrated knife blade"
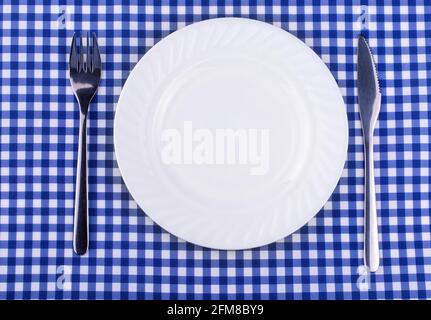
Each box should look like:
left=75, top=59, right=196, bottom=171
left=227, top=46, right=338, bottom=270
left=358, top=36, right=381, bottom=130
left=357, top=35, right=381, bottom=272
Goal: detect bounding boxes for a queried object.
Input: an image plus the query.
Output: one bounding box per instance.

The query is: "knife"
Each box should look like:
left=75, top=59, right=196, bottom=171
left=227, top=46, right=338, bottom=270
left=357, top=35, right=381, bottom=272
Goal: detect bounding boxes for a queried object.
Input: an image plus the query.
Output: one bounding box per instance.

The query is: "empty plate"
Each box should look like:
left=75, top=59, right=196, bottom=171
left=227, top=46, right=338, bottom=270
left=114, top=18, right=348, bottom=249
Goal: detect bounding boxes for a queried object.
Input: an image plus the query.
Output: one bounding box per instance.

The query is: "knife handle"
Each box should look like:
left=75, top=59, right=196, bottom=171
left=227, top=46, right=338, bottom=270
left=363, top=96, right=381, bottom=272
left=364, top=137, right=379, bottom=272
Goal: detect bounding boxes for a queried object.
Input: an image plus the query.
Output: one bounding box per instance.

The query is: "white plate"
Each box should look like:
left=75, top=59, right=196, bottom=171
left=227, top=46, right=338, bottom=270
left=114, top=18, right=348, bottom=249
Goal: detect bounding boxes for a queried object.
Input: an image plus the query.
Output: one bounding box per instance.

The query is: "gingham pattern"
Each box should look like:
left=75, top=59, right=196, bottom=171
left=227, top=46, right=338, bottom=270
left=0, top=0, right=430, bottom=299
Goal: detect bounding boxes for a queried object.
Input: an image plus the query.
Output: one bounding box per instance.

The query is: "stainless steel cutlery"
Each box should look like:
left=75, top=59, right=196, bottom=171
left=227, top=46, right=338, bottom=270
left=357, top=35, right=381, bottom=272
left=69, top=33, right=101, bottom=255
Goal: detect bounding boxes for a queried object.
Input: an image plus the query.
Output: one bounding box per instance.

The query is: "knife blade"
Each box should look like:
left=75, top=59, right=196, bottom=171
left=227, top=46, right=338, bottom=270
left=357, top=35, right=381, bottom=272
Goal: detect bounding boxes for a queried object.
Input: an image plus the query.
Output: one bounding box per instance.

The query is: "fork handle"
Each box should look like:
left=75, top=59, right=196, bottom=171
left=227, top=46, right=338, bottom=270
left=364, top=135, right=379, bottom=272
left=73, top=112, right=88, bottom=255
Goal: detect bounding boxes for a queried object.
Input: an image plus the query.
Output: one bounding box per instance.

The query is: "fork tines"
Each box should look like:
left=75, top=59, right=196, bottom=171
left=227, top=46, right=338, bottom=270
left=69, top=32, right=101, bottom=73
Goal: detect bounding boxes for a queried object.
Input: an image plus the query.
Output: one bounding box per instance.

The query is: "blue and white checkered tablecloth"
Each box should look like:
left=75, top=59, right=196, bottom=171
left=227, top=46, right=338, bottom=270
left=0, top=0, right=430, bottom=300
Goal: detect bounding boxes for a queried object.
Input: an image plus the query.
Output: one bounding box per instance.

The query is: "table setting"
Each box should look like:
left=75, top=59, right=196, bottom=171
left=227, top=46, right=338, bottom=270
left=0, top=1, right=430, bottom=300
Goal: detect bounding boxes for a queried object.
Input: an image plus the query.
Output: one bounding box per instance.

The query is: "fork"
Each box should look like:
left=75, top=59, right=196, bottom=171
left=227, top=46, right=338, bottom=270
left=69, top=33, right=101, bottom=255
